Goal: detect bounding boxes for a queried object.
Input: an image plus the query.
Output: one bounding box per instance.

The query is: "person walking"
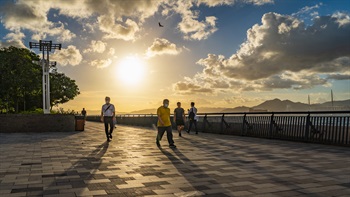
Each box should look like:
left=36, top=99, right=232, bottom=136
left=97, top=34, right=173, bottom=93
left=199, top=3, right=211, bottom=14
left=81, top=108, right=87, bottom=124
left=174, top=102, right=185, bottom=137
left=156, top=99, right=176, bottom=148
left=187, top=102, right=198, bottom=134
left=100, top=97, right=115, bottom=142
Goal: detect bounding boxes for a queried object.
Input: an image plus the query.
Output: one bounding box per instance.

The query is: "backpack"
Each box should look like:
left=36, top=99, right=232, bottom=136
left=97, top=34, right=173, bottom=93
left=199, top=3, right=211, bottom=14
left=188, top=109, right=195, bottom=120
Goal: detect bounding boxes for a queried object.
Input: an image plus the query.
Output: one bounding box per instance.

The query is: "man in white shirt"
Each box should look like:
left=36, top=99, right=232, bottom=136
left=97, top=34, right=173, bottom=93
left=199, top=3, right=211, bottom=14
left=187, top=102, right=198, bottom=134
left=100, top=96, right=115, bottom=142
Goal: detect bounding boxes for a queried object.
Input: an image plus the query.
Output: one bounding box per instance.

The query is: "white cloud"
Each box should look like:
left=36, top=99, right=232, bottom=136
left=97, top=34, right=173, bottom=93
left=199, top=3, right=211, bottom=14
left=146, top=38, right=182, bottom=57
left=0, top=31, right=26, bottom=48
left=98, top=15, right=140, bottom=41
left=51, top=45, right=82, bottom=66
left=90, top=59, right=112, bottom=69
left=0, top=2, right=76, bottom=42
left=0, top=0, right=273, bottom=44
left=83, top=40, right=107, bottom=54
left=174, top=12, right=350, bottom=94
left=108, top=48, right=115, bottom=56
left=196, top=0, right=273, bottom=7
left=175, top=1, right=218, bottom=40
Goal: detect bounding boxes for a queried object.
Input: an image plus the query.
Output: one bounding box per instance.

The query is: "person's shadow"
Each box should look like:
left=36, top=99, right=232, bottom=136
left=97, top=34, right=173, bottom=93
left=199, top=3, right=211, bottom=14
left=159, top=147, right=231, bottom=196
left=39, top=141, right=110, bottom=196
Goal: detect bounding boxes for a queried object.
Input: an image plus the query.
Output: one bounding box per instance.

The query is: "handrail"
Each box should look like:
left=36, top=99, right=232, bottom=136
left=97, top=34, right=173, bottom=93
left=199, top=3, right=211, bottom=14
left=107, top=111, right=350, bottom=117
left=86, top=111, right=350, bottom=146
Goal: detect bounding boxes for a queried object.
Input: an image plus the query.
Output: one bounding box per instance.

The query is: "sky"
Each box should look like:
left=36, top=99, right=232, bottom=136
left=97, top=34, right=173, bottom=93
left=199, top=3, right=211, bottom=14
left=0, top=0, right=349, bottom=113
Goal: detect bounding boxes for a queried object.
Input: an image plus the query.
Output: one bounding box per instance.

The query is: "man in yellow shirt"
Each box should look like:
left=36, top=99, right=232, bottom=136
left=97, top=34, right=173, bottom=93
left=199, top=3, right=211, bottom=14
left=156, top=99, right=176, bottom=148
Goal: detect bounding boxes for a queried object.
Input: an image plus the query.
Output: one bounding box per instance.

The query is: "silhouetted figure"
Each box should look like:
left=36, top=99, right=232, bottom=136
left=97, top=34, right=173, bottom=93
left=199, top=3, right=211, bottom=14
left=174, top=102, right=185, bottom=137
left=81, top=108, right=86, bottom=117
left=187, top=102, right=198, bottom=134
left=81, top=108, right=87, bottom=124
left=100, top=97, right=115, bottom=142
left=156, top=99, right=176, bottom=148
left=158, top=22, right=164, bottom=27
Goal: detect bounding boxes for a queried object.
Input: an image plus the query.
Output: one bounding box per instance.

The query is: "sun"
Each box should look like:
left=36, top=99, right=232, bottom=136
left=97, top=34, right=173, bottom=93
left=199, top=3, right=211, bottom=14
left=117, top=55, right=145, bottom=85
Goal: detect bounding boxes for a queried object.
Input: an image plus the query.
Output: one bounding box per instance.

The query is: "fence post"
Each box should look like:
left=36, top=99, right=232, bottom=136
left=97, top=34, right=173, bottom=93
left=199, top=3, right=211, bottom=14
left=305, top=112, right=311, bottom=141
left=269, top=113, right=274, bottom=138
left=202, top=114, right=207, bottom=133
left=221, top=114, right=225, bottom=134
left=242, top=113, right=246, bottom=136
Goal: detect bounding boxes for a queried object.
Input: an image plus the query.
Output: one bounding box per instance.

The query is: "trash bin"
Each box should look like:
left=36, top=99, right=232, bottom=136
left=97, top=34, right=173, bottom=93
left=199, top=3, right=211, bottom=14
left=75, top=116, right=85, bottom=131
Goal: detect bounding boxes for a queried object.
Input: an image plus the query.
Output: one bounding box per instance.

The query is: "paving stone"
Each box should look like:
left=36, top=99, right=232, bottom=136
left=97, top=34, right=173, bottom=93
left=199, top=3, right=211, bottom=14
left=0, top=121, right=349, bottom=196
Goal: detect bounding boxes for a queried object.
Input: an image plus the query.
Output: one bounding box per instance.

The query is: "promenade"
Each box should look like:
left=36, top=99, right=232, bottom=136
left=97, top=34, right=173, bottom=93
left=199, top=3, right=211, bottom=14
left=0, top=121, right=349, bottom=197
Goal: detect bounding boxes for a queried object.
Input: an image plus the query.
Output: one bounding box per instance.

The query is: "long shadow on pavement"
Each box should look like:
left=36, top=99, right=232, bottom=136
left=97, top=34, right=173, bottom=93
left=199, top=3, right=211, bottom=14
left=159, top=146, right=232, bottom=197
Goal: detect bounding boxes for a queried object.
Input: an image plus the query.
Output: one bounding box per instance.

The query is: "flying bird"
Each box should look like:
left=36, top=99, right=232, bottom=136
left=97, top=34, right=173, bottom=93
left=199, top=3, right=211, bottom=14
left=158, top=22, right=164, bottom=27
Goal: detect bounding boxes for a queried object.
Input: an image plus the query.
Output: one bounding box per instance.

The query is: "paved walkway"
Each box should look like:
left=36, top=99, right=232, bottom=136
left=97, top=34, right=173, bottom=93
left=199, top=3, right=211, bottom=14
left=0, top=121, right=349, bottom=197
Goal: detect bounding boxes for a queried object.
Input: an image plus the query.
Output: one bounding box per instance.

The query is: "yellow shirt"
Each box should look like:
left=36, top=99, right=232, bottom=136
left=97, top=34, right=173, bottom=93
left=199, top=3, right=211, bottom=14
left=157, top=106, right=171, bottom=127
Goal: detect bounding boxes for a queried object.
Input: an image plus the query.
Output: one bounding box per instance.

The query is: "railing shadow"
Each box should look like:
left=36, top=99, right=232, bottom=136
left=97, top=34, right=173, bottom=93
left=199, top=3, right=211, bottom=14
left=0, top=131, right=82, bottom=145
left=159, top=146, right=232, bottom=196
left=180, top=135, right=349, bottom=195
left=39, top=141, right=110, bottom=196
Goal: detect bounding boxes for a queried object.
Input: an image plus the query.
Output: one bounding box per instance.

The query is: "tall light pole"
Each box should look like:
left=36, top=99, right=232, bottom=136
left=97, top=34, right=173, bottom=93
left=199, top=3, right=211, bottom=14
left=29, top=40, right=61, bottom=114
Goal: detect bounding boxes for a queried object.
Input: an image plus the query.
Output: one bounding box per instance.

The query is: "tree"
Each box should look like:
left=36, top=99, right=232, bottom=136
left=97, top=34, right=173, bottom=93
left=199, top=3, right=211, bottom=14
left=0, top=46, right=41, bottom=113
left=50, top=72, right=80, bottom=109
left=0, top=46, right=80, bottom=113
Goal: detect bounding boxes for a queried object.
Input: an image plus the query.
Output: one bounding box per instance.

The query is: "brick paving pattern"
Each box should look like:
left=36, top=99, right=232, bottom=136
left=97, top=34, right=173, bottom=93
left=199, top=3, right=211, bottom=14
left=0, top=121, right=349, bottom=197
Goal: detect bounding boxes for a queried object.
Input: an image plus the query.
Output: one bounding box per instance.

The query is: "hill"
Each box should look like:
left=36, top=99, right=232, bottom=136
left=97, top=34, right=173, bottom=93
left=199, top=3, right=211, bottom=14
left=88, top=98, right=350, bottom=115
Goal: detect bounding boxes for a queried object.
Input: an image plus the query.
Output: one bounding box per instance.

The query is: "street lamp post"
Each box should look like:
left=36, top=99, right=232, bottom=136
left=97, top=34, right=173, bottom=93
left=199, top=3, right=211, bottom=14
left=29, top=40, right=61, bottom=114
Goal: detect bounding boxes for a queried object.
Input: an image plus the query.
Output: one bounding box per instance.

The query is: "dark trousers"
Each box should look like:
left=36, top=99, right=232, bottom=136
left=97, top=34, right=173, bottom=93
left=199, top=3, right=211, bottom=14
left=188, top=120, right=198, bottom=133
left=156, top=126, right=174, bottom=145
left=104, top=116, right=114, bottom=139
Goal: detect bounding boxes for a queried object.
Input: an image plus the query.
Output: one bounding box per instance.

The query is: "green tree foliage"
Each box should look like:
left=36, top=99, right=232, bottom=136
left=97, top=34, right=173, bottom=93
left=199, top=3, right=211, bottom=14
left=50, top=72, right=80, bottom=109
left=0, top=46, right=80, bottom=113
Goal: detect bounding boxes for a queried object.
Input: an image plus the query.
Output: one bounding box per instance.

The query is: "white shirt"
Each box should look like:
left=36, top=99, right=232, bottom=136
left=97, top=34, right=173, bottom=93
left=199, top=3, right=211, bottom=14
left=101, top=104, right=115, bottom=116
left=190, top=107, right=199, bottom=121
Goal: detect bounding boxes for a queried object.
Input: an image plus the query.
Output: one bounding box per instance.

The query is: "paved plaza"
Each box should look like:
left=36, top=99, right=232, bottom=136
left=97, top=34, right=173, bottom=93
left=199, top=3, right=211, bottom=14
left=0, top=121, right=349, bottom=197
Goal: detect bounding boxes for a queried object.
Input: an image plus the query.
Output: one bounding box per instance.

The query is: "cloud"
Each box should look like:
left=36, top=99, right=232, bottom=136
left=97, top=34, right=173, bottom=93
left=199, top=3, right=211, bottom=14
left=0, top=1, right=76, bottom=42
left=98, top=15, right=140, bottom=41
left=0, top=31, right=26, bottom=48
left=146, top=38, right=182, bottom=57
left=174, top=1, right=218, bottom=40
left=51, top=45, right=82, bottom=66
left=0, top=0, right=273, bottom=43
left=196, top=0, right=273, bottom=7
left=173, top=79, right=214, bottom=95
left=90, top=59, right=112, bottom=69
left=108, top=48, right=115, bottom=56
left=326, top=73, right=350, bottom=80
left=174, top=12, right=350, bottom=94
left=292, top=3, right=322, bottom=17
left=83, top=40, right=107, bottom=53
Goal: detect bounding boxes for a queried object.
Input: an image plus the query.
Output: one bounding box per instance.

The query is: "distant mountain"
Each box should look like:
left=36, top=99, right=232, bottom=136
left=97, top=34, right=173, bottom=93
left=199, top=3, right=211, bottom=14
left=130, top=109, right=157, bottom=114
left=130, top=107, right=231, bottom=114
left=251, top=98, right=350, bottom=112
left=88, top=98, right=350, bottom=115
left=221, top=106, right=250, bottom=113
left=253, top=98, right=308, bottom=111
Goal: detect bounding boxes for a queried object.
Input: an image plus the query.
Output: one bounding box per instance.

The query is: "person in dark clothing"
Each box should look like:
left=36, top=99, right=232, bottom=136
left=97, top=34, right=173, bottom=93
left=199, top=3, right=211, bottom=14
left=187, top=102, right=198, bottom=134
left=174, top=102, right=186, bottom=137
left=100, top=97, right=115, bottom=142
left=81, top=108, right=87, bottom=124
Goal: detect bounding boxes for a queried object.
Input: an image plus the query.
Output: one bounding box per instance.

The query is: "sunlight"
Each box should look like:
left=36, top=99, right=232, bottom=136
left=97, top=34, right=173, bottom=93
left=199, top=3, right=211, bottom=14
left=117, top=55, right=145, bottom=85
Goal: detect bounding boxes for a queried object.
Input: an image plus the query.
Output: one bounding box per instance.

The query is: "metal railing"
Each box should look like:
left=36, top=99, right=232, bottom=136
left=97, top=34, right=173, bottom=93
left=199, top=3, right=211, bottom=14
left=86, top=111, right=350, bottom=146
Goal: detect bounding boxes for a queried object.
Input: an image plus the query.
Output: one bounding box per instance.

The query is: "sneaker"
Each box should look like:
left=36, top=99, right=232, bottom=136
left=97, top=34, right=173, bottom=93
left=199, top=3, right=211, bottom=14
left=169, top=144, right=176, bottom=148
left=107, top=138, right=111, bottom=142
